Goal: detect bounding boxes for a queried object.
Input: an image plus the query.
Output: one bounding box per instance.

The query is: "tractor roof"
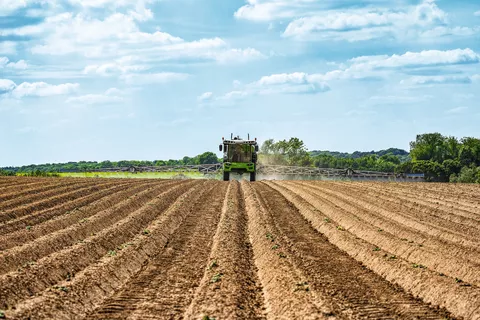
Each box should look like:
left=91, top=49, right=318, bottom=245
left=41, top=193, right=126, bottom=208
left=223, top=139, right=257, bottom=145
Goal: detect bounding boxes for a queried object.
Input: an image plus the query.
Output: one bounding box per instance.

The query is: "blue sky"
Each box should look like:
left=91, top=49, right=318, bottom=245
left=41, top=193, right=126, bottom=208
left=1, top=0, right=480, bottom=166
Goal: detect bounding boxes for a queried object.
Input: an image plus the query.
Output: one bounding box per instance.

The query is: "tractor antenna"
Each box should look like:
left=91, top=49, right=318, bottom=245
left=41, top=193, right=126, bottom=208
left=248, top=133, right=250, bottom=140
left=231, top=133, right=233, bottom=139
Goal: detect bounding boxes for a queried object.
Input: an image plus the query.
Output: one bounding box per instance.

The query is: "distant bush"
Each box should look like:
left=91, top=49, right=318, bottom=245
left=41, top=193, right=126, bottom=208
left=0, top=169, right=16, bottom=176
left=450, top=166, right=480, bottom=183
left=16, top=170, right=60, bottom=178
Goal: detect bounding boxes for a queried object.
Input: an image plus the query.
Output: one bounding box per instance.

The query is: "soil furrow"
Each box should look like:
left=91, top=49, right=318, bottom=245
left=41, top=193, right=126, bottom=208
left=183, top=181, right=266, bottom=320
left=5, top=180, right=213, bottom=320
left=0, top=181, right=119, bottom=223
left=0, top=179, right=78, bottom=202
left=0, top=179, right=97, bottom=211
left=282, top=181, right=480, bottom=287
left=241, top=181, right=332, bottom=319
left=269, top=181, right=480, bottom=320
left=257, top=182, right=454, bottom=319
left=0, top=181, right=140, bottom=235
left=0, top=184, right=154, bottom=251
left=0, top=180, right=199, bottom=310
left=306, top=181, right=480, bottom=249
left=89, top=182, right=227, bottom=319
left=344, top=182, right=480, bottom=227
left=379, top=182, right=480, bottom=215
left=0, top=180, right=167, bottom=254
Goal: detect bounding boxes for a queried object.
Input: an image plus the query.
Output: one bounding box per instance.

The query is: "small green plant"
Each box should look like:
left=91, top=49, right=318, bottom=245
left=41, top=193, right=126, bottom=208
left=79, top=218, right=89, bottom=224
left=412, top=263, right=426, bottom=269
left=26, top=225, right=32, bottom=231
left=455, top=278, right=463, bottom=283
left=211, top=273, right=223, bottom=283
left=265, top=233, right=275, bottom=242
left=0, top=310, right=5, bottom=318
left=143, top=229, right=150, bottom=235
left=324, top=218, right=331, bottom=223
left=373, top=247, right=380, bottom=251
left=208, top=260, right=218, bottom=270
left=107, top=250, right=117, bottom=257
left=377, top=228, right=383, bottom=232
left=272, top=244, right=280, bottom=250
left=336, top=226, right=345, bottom=231
left=202, top=316, right=216, bottom=320
left=278, top=252, right=287, bottom=258
left=53, top=285, right=69, bottom=292
left=401, top=238, right=408, bottom=241
left=388, top=255, right=396, bottom=260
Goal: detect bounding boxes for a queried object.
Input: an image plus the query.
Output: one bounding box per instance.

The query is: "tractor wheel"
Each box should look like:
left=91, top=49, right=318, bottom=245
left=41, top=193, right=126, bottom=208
left=250, top=172, right=256, bottom=182
left=223, top=171, right=230, bottom=181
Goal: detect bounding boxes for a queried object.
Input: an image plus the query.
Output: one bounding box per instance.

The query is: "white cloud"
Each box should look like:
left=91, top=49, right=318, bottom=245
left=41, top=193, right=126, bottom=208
left=0, top=79, right=17, bottom=93
left=2, top=11, right=265, bottom=66
left=205, top=71, right=330, bottom=104
left=66, top=87, right=125, bottom=105
left=445, top=106, right=468, bottom=114
left=475, top=11, right=480, bottom=17
left=12, top=82, right=79, bottom=98
left=351, top=48, right=480, bottom=69
left=0, top=80, right=79, bottom=98
left=7, top=60, right=28, bottom=70
left=404, top=75, right=473, bottom=85
left=234, top=0, right=315, bottom=21
left=197, top=92, right=214, bottom=102
left=0, top=0, right=44, bottom=15
left=1, top=57, right=28, bottom=70
left=83, top=56, right=149, bottom=76
left=214, top=48, right=267, bottom=64
left=120, top=72, right=190, bottom=85
left=283, top=0, right=475, bottom=42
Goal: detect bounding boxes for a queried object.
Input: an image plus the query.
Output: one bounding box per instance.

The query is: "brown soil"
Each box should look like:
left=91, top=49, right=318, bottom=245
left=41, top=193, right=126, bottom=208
left=1, top=177, right=479, bottom=320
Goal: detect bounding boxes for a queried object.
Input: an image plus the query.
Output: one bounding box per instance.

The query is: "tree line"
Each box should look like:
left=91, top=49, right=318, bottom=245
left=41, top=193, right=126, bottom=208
left=1, top=152, right=220, bottom=174
left=259, top=134, right=480, bottom=183
left=399, top=133, right=480, bottom=183
left=259, top=138, right=408, bottom=173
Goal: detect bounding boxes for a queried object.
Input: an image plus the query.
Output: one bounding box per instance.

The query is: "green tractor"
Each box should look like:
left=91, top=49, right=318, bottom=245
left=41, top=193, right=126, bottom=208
left=219, top=134, right=259, bottom=182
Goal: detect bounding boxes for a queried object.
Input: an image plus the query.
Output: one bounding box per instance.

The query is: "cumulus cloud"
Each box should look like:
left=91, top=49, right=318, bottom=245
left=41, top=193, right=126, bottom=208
left=283, top=0, right=476, bottom=42
left=0, top=57, right=28, bottom=70
left=0, top=79, right=79, bottom=98
left=445, top=106, right=468, bottom=114
left=83, top=56, right=149, bottom=76
left=203, top=71, right=330, bottom=105
left=66, top=88, right=124, bottom=105
left=197, top=92, right=214, bottom=102
left=350, top=48, right=480, bottom=69
left=12, top=82, right=79, bottom=98
left=404, top=75, right=473, bottom=85
left=0, top=0, right=44, bottom=15
left=0, top=79, right=17, bottom=94
left=2, top=11, right=265, bottom=66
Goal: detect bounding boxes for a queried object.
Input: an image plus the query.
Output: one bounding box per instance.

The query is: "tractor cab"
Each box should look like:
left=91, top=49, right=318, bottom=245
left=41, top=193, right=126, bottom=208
left=219, top=134, right=259, bottom=181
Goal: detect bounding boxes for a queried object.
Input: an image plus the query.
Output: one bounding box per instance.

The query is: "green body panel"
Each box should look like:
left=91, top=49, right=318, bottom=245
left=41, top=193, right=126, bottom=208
left=223, top=162, right=255, bottom=173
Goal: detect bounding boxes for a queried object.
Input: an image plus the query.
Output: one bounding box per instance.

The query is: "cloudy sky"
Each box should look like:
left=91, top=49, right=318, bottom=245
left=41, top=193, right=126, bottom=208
left=1, top=0, right=480, bottom=166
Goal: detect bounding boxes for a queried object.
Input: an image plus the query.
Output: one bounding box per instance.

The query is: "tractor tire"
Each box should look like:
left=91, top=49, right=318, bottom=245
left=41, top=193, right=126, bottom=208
left=250, top=172, right=256, bottom=182
left=223, top=171, right=230, bottom=181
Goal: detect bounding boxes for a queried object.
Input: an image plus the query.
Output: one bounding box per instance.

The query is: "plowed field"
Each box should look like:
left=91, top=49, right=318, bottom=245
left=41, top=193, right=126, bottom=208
left=1, top=176, right=479, bottom=319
